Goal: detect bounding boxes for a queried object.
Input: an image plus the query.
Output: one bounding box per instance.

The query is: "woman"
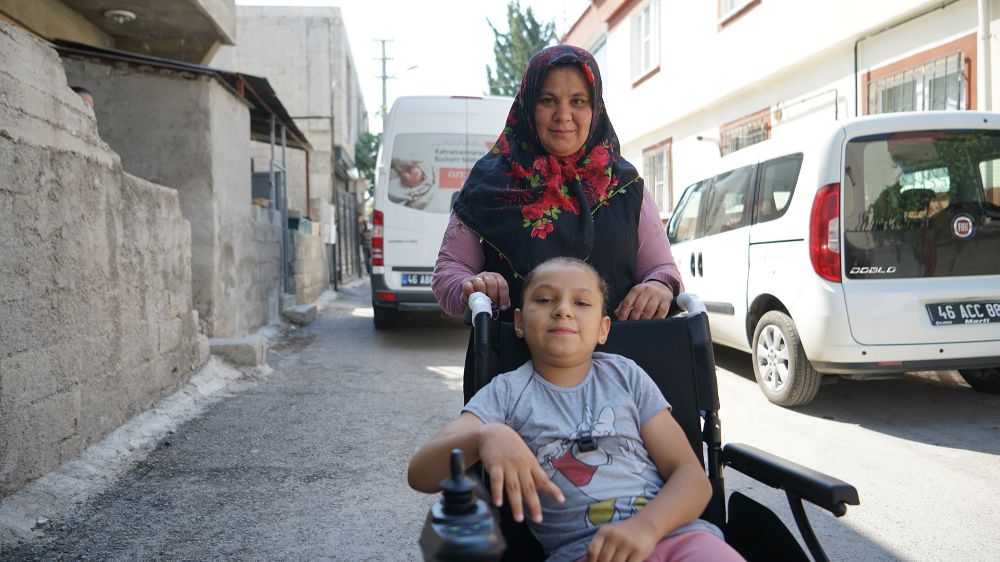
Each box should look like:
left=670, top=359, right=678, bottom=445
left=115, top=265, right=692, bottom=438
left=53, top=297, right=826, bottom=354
left=432, top=45, right=683, bottom=400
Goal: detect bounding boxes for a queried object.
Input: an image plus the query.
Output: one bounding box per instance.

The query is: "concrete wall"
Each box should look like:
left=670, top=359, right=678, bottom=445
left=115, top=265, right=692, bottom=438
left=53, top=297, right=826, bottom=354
left=212, top=7, right=336, bottom=209
left=292, top=230, right=327, bottom=305
left=62, top=58, right=283, bottom=337
left=212, top=5, right=369, bottom=208
left=0, top=0, right=113, bottom=48
left=0, top=21, right=205, bottom=496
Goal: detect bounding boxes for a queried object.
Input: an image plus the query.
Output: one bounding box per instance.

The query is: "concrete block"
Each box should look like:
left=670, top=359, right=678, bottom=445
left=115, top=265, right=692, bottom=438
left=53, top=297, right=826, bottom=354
left=209, top=336, right=268, bottom=367
left=282, top=304, right=316, bottom=326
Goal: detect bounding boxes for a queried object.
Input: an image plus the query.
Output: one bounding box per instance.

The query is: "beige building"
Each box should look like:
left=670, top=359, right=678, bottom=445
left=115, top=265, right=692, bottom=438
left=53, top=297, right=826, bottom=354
left=212, top=6, right=370, bottom=286
left=564, top=0, right=996, bottom=219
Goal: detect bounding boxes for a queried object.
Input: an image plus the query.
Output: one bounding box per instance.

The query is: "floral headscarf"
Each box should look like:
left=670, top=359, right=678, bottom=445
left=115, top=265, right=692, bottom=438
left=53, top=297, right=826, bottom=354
left=453, top=45, right=641, bottom=278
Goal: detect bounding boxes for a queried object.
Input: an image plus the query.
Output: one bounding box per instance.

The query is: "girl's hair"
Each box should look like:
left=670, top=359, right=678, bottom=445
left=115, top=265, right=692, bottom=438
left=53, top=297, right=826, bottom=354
left=521, top=257, right=609, bottom=313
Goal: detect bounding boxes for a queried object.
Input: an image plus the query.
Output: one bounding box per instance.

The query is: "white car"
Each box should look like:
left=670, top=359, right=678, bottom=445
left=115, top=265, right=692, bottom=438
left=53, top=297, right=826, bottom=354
left=667, top=111, right=1000, bottom=406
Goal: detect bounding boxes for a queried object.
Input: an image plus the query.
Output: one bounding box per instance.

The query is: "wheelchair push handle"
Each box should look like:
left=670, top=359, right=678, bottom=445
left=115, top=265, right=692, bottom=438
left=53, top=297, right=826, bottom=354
left=468, top=292, right=493, bottom=319
left=676, top=292, right=707, bottom=317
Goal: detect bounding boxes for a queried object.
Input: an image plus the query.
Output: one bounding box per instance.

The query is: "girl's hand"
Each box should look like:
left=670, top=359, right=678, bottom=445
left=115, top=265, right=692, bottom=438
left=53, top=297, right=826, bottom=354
left=478, top=424, right=564, bottom=523
left=586, top=516, right=660, bottom=562
left=461, top=272, right=511, bottom=311
left=614, top=281, right=674, bottom=320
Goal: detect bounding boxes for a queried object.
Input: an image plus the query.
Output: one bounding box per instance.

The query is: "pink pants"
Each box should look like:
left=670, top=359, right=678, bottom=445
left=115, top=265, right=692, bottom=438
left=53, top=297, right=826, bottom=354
left=575, top=530, right=745, bottom=562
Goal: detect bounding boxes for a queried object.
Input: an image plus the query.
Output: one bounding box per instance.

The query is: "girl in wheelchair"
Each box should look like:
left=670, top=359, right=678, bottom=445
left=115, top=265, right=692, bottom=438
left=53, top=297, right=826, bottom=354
left=409, top=258, right=744, bottom=562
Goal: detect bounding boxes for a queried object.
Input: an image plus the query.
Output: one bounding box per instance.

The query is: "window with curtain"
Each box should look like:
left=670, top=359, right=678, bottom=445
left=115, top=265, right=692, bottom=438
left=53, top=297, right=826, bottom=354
left=643, top=141, right=672, bottom=212
left=631, top=0, right=659, bottom=80
left=867, top=52, right=967, bottom=114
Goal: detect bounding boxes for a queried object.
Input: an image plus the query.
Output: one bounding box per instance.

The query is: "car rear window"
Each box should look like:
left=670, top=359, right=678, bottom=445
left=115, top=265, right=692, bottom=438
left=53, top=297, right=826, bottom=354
left=388, top=133, right=495, bottom=214
left=843, top=129, right=1000, bottom=279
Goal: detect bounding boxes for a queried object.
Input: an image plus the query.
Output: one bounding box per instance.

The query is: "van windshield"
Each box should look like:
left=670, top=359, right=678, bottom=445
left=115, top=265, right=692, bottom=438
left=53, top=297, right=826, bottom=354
left=843, top=129, right=1000, bottom=279
left=388, top=133, right=496, bottom=214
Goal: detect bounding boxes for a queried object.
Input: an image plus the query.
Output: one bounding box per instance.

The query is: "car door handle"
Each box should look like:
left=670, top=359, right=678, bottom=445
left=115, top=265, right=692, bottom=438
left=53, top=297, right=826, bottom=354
left=697, top=253, right=703, bottom=277
left=690, top=253, right=696, bottom=276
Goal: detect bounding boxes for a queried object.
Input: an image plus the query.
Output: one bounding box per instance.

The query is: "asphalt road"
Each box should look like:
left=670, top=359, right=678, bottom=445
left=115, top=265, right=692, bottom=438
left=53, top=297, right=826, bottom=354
left=3, top=281, right=998, bottom=561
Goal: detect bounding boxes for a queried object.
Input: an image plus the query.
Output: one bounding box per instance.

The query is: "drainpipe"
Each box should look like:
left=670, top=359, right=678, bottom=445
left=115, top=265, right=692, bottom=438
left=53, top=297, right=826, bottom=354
left=853, top=0, right=962, bottom=116
left=979, top=0, right=992, bottom=110
left=306, top=151, right=311, bottom=219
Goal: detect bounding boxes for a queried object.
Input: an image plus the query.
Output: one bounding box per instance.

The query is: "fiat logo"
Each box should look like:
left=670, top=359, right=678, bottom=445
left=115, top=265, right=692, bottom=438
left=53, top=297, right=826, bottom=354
left=952, top=214, right=975, bottom=239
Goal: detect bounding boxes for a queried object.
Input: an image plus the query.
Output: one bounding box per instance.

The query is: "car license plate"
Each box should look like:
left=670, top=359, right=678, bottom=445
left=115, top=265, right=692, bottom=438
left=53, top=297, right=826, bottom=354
left=926, top=301, right=1000, bottom=326
left=401, top=273, right=432, bottom=287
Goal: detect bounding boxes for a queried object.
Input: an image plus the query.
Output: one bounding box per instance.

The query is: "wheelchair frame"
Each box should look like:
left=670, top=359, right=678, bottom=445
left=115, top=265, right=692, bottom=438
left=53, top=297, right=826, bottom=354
left=466, top=292, right=860, bottom=562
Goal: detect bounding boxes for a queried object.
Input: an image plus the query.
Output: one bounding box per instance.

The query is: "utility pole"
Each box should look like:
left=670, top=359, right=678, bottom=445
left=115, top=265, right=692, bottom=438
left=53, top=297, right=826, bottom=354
left=374, top=38, right=392, bottom=128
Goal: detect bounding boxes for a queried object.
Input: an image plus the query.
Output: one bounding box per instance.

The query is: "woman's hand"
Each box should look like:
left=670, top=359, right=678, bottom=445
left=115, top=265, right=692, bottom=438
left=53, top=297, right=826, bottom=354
left=461, top=272, right=511, bottom=311
left=614, top=280, right=674, bottom=320
left=586, top=516, right=661, bottom=562
left=478, top=423, right=564, bottom=523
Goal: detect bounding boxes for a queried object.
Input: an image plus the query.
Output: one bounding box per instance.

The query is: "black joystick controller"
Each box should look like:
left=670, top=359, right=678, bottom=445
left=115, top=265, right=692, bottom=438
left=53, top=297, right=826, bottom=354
left=419, top=449, right=506, bottom=561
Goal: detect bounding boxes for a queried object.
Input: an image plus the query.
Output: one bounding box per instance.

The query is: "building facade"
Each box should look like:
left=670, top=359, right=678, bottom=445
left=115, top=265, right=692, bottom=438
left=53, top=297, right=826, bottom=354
left=564, top=0, right=996, bottom=219
left=212, top=6, right=370, bottom=286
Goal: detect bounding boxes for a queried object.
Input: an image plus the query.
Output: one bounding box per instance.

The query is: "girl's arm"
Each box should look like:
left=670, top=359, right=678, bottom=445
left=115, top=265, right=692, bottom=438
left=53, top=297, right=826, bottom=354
left=407, top=412, right=564, bottom=523
left=586, top=409, right=711, bottom=561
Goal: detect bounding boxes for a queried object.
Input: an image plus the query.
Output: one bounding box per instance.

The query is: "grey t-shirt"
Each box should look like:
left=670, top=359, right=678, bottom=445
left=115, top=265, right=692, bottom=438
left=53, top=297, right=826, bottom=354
left=463, top=352, right=717, bottom=562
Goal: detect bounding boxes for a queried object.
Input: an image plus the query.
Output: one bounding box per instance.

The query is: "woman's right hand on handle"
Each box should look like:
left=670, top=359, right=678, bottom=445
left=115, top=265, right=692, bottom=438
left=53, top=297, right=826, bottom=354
left=461, top=272, right=510, bottom=311
left=478, top=423, right=564, bottom=523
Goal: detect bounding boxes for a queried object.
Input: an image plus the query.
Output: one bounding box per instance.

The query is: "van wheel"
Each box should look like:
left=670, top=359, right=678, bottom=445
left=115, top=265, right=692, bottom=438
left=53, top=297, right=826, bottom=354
left=958, top=368, right=1000, bottom=394
left=373, top=304, right=401, bottom=330
left=752, top=311, right=822, bottom=407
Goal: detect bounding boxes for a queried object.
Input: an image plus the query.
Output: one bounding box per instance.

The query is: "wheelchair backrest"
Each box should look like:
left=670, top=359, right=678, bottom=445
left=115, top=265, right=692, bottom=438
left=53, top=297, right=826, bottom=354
left=473, top=312, right=720, bottom=466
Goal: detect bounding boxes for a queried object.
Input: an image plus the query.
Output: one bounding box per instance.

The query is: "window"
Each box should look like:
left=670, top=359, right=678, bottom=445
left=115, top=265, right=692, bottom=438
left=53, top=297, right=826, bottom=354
left=719, top=0, right=760, bottom=26
left=720, top=109, right=770, bottom=156
left=754, top=154, right=802, bottom=224
left=631, top=0, right=659, bottom=80
left=701, top=165, right=754, bottom=237
left=643, top=140, right=673, bottom=212
left=863, top=34, right=976, bottom=115
left=868, top=53, right=966, bottom=114
left=721, top=0, right=755, bottom=17
left=667, top=180, right=707, bottom=244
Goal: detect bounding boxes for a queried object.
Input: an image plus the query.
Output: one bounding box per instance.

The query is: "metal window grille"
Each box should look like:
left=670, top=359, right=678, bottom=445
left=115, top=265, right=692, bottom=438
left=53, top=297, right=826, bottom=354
left=867, top=52, right=966, bottom=114
left=643, top=145, right=672, bottom=211
left=720, top=118, right=768, bottom=156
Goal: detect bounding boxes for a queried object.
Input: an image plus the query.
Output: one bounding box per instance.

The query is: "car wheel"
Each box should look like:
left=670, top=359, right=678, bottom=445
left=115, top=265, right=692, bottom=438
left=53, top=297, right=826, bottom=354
left=373, top=304, right=401, bottom=330
left=752, top=311, right=822, bottom=407
left=958, top=368, right=1000, bottom=394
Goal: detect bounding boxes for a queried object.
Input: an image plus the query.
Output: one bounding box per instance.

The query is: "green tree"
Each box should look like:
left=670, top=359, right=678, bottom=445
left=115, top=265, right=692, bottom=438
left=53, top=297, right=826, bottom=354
left=486, top=0, right=556, bottom=96
left=356, top=131, right=381, bottom=199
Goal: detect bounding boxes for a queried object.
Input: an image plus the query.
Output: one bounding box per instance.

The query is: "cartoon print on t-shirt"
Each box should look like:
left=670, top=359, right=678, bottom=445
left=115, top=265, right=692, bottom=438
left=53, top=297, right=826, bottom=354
left=534, top=404, right=655, bottom=527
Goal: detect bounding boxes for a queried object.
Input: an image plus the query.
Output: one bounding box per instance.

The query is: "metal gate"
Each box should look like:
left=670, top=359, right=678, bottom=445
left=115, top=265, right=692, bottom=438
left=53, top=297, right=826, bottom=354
left=334, top=190, right=360, bottom=285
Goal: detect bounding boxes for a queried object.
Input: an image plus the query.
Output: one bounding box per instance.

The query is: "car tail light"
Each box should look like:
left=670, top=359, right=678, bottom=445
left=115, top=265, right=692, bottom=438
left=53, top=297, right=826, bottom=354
left=375, top=291, right=397, bottom=302
left=809, top=183, right=841, bottom=282
left=372, top=210, right=384, bottom=268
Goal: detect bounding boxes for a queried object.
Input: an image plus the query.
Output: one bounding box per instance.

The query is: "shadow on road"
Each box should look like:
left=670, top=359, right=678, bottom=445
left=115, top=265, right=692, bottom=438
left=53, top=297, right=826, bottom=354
left=712, top=345, right=1000, bottom=456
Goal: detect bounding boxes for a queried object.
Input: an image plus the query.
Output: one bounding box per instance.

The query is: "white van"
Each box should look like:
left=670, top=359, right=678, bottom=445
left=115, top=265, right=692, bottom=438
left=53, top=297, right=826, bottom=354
left=667, top=111, right=1000, bottom=406
left=370, top=95, right=513, bottom=329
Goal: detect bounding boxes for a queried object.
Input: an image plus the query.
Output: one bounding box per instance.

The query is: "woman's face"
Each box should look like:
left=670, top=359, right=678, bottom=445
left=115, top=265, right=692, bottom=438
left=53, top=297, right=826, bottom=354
left=533, top=65, right=593, bottom=157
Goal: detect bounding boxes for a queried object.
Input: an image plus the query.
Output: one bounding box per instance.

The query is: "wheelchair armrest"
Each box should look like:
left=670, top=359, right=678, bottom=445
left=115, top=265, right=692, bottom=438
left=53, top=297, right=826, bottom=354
left=722, top=443, right=859, bottom=516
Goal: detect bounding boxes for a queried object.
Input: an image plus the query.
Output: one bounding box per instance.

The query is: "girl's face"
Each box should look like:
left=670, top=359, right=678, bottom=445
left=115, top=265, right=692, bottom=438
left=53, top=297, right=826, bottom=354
left=514, top=262, right=610, bottom=371
left=533, top=66, right=593, bottom=158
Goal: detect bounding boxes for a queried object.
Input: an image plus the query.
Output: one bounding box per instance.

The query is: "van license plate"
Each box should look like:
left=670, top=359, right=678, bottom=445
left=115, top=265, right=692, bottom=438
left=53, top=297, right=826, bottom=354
left=926, top=302, right=1000, bottom=326
left=401, top=274, right=432, bottom=287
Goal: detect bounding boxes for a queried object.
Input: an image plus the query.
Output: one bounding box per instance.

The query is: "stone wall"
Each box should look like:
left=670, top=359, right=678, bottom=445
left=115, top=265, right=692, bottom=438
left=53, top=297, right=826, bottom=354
left=0, top=21, right=205, bottom=496
left=62, top=57, right=284, bottom=337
